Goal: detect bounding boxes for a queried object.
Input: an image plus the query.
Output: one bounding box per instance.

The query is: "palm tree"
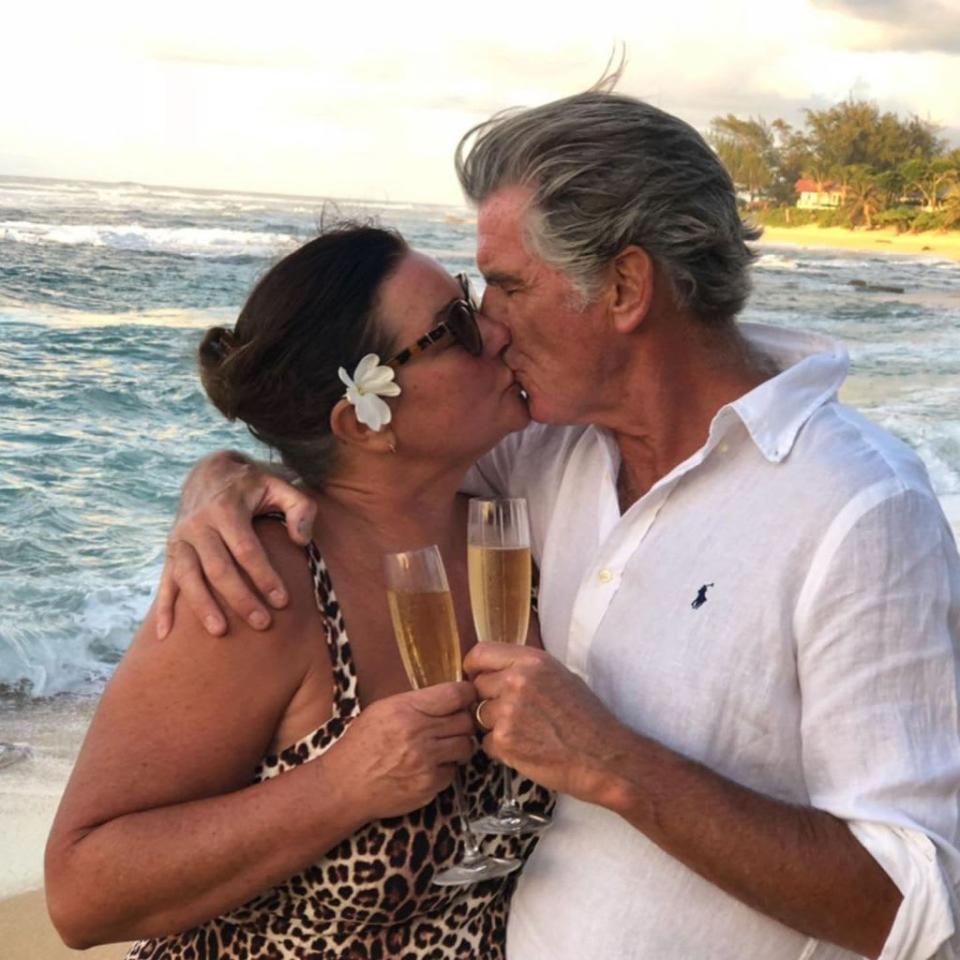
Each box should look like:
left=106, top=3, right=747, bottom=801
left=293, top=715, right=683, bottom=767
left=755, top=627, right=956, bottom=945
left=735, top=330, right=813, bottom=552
left=841, top=165, right=887, bottom=229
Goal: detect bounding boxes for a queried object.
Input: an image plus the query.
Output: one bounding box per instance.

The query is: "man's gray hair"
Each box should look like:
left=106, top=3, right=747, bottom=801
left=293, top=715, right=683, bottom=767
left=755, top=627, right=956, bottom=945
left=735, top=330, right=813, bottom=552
left=455, top=91, right=761, bottom=324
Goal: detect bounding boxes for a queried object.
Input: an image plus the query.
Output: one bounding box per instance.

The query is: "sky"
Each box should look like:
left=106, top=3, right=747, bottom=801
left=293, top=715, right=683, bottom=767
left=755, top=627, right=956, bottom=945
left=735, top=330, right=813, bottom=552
left=2, top=0, right=959, bottom=205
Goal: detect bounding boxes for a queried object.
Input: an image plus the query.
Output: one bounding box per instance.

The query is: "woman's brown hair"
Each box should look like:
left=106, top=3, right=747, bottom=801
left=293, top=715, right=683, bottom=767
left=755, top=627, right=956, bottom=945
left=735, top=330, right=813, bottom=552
left=198, top=223, right=407, bottom=487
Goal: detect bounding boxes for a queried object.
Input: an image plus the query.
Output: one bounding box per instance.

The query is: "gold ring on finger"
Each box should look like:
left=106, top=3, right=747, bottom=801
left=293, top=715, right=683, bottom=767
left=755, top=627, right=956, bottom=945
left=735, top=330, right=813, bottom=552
left=474, top=698, right=492, bottom=732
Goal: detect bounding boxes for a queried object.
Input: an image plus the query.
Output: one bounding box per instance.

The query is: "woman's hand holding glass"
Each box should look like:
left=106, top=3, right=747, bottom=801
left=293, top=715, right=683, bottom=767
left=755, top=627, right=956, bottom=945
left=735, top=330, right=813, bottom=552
left=385, top=545, right=520, bottom=886
left=325, top=682, right=476, bottom=823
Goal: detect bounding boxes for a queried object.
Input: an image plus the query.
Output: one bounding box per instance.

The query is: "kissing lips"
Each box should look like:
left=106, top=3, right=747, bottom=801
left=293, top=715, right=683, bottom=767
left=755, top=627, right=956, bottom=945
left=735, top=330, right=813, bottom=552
left=509, top=376, right=529, bottom=404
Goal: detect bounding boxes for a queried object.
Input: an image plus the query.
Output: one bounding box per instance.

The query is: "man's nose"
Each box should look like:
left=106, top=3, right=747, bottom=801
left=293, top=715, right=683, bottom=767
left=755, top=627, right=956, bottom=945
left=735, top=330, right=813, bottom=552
left=479, top=286, right=506, bottom=322
left=478, top=310, right=511, bottom=359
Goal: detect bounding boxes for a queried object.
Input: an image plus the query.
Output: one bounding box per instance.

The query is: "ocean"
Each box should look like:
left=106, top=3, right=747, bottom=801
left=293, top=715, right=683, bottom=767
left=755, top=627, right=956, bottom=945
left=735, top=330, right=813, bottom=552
left=2, top=175, right=960, bottom=701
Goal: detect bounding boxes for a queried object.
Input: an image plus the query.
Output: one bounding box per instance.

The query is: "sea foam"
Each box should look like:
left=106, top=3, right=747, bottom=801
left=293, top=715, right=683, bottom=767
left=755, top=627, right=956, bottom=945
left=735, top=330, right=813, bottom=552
left=2, top=175, right=958, bottom=700
left=1, top=219, right=301, bottom=259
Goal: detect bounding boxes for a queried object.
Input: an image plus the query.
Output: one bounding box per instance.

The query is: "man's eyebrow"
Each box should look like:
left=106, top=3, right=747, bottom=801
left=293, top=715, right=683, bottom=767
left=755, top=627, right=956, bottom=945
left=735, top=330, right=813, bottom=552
left=483, top=271, right=525, bottom=287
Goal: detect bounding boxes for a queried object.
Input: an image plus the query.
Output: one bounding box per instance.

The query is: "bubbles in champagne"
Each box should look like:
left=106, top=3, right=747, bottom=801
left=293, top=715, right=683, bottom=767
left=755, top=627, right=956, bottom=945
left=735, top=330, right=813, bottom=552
left=387, top=589, right=463, bottom=688
left=467, top=546, right=532, bottom=646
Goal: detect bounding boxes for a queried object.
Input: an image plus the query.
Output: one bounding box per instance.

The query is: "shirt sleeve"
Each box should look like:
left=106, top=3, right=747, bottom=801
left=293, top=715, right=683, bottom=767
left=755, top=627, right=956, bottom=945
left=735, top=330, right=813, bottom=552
left=461, top=462, right=500, bottom=498
left=460, top=425, right=537, bottom=498
left=794, top=482, right=960, bottom=960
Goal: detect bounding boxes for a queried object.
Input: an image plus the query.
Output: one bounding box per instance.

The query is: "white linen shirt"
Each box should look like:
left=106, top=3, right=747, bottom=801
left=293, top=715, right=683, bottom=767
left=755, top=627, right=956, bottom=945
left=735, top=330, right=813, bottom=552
left=470, top=323, right=960, bottom=960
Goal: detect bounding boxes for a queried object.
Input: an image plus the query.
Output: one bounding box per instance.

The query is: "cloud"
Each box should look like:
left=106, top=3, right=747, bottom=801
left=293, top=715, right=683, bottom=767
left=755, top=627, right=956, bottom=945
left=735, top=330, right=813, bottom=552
left=146, top=46, right=314, bottom=70
left=2, top=0, right=957, bottom=202
left=811, top=0, right=960, bottom=53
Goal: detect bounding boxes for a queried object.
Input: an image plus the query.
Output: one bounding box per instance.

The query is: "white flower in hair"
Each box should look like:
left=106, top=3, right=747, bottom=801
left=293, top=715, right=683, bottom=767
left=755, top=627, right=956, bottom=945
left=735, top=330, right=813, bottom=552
left=337, top=353, right=402, bottom=432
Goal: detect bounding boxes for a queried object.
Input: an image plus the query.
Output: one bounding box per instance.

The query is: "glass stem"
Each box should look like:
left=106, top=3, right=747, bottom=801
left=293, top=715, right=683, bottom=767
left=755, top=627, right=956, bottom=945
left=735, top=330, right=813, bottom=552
left=499, top=764, right=520, bottom=815
left=452, top=769, right=484, bottom=862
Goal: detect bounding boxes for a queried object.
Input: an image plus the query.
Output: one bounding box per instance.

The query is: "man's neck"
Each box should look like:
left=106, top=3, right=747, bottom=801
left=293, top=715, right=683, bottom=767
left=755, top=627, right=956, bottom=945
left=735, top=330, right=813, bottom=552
left=606, top=320, right=776, bottom=512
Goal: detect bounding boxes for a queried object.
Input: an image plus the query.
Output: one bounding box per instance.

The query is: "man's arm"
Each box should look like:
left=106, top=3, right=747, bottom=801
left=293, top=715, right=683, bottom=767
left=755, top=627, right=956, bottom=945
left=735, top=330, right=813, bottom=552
left=156, top=450, right=316, bottom=638
left=465, top=643, right=900, bottom=957
left=465, top=486, right=960, bottom=958
left=157, top=427, right=540, bottom=639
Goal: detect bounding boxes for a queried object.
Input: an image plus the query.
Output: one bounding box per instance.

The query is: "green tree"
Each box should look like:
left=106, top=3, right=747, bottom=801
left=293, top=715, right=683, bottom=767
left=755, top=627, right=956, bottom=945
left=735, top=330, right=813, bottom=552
left=900, top=157, right=959, bottom=210
left=703, top=98, right=958, bottom=223
left=803, top=99, right=943, bottom=173
left=769, top=119, right=813, bottom=205
left=876, top=168, right=905, bottom=207
left=941, top=192, right=960, bottom=229
left=839, top=165, right=891, bottom=229
left=708, top=115, right=774, bottom=201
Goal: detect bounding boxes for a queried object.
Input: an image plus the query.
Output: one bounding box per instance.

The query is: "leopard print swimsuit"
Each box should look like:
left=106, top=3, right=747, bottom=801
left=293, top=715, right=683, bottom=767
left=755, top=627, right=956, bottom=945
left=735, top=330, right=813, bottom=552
left=127, top=542, right=553, bottom=960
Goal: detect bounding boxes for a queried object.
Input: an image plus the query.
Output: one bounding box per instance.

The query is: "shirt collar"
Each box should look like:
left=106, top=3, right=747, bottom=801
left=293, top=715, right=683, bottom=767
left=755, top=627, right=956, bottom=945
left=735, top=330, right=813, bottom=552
left=725, top=322, right=849, bottom=463
left=589, top=322, right=849, bottom=472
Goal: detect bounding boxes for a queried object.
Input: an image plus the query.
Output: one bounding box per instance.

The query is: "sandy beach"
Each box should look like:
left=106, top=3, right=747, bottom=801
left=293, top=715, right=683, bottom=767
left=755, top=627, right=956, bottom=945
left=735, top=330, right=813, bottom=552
left=759, top=225, right=960, bottom=262
left=760, top=226, right=960, bottom=261
left=0, top=889, right=130, bottom=959
left=0, top=695, right=132, bottom=958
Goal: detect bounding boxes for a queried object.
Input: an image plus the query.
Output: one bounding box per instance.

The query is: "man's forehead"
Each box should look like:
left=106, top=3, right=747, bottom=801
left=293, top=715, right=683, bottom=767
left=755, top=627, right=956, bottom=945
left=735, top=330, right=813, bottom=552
left=476, top=184, right=536, bottom=270
left=478, top=184, right=534, bottom=231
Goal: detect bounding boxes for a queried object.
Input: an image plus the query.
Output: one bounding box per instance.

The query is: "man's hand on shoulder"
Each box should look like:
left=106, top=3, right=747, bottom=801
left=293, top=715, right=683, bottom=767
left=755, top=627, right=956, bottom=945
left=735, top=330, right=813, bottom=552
left=156, top=450, right=316, bottom=640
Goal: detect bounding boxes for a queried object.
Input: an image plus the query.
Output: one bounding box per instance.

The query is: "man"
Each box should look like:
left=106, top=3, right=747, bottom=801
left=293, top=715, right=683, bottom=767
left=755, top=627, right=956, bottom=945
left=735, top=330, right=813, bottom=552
left=161, top=90, right=960, bottom=959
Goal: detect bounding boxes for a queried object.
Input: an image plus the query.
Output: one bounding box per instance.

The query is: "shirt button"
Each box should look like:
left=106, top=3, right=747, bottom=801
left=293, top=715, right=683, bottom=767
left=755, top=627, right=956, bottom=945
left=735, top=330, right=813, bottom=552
left=598, top=568, right=613, bottom=583
left=719, top=443, right=729, bottom=454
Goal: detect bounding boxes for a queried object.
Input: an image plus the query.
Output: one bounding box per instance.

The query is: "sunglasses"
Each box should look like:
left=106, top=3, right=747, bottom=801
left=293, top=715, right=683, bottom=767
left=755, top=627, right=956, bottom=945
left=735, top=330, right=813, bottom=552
left=386, top=273, right=483, bottom=369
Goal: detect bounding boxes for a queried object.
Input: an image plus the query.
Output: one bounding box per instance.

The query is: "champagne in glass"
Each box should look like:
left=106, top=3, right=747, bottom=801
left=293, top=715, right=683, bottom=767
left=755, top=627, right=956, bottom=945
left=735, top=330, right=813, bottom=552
left=388, top=588, right=462, bottom=688
left=384, top=545, right=519, bottom=886
left=467, top=498, right=552, bottom=835
left=467, top=544, right=531, bottom=647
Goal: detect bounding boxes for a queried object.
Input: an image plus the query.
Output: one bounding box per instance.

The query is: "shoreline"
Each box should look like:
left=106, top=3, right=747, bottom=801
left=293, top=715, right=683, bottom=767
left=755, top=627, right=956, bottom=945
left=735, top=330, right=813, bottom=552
left=0, top=694, right=99, bottom=899
left=0, top=695, right=133, bottom=957
left=757, top=225, right=960, bottom=262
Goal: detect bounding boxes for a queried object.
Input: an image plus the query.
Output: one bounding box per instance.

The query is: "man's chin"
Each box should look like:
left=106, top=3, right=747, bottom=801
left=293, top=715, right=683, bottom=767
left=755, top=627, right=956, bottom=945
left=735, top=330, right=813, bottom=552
left=519, top=386, right=539, bottom=417
left=525, top=393, right=578, bottom=427
left=516, top=383, right=577, bottom=427
left=510, top=388, right=532, bottom=429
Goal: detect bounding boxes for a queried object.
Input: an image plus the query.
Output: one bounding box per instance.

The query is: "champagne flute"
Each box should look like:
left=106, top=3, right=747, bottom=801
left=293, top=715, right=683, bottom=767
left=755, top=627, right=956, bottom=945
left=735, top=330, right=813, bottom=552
left=384, top=544, right=520, bottom=886
left=467, top=498, right=552, bottom=835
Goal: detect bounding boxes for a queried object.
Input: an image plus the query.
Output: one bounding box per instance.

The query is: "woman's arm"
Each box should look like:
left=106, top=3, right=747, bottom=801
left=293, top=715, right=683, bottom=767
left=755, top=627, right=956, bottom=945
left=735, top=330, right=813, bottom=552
left=46, top=526, right=475, bottom=948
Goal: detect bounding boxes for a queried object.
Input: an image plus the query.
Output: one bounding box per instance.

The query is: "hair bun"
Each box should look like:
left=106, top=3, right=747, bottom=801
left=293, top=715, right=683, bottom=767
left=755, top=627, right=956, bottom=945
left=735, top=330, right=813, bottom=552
left=198, top=326, right=241, bottom=419
left=199, top=326, right=237, bottom=364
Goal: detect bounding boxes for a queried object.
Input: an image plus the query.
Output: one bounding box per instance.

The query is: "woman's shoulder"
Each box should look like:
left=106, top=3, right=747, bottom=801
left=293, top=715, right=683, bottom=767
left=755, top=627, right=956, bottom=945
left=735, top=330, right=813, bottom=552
left=56, top=519, right=326, bottom=834
left=131, top=514, right=320, bottom=683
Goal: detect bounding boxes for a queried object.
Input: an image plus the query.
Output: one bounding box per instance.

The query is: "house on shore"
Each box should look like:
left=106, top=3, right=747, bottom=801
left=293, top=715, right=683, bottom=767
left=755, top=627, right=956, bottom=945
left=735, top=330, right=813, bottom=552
left=796, top=178, right=843, bottom=209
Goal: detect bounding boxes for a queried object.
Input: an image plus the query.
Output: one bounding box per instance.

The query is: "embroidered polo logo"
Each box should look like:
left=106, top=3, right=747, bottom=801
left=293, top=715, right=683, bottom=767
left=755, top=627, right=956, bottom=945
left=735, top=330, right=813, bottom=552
left=691, top=583, right=714, bottom=609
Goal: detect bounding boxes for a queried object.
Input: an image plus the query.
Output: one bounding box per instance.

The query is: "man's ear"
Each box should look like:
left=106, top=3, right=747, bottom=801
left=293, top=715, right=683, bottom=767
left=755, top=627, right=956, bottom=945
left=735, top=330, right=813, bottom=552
left=329, top=398, right=397, bottom=454
left=609, top=245, right=655, bottom=335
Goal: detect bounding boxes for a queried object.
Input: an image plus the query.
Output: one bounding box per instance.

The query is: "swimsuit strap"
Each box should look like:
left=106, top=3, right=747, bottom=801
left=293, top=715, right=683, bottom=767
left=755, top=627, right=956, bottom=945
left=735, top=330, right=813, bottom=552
left=306, top=542, right=361, bottom=719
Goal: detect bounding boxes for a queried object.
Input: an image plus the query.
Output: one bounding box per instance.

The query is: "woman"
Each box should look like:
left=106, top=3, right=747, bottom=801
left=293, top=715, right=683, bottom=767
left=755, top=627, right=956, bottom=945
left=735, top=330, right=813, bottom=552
left=45, top=224, right=552, bottom=959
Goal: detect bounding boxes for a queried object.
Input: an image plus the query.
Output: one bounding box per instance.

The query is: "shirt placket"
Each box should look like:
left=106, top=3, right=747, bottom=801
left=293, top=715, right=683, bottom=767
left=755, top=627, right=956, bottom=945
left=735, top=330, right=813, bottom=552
left=564, top=483, right=673, bottom=682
